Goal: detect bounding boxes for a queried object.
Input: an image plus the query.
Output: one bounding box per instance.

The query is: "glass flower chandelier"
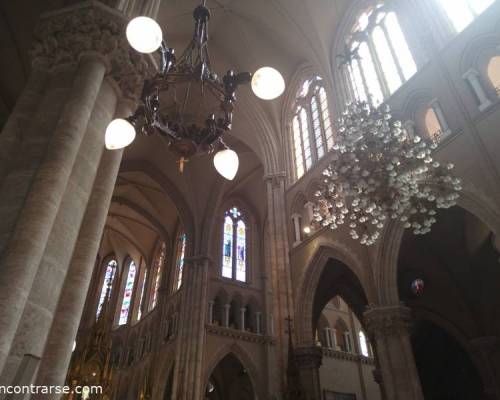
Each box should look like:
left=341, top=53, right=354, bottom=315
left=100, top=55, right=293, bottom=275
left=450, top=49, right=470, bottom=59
left=312, top=102, right=461, bottom=246
left=105, top=1, right=285, bottom=180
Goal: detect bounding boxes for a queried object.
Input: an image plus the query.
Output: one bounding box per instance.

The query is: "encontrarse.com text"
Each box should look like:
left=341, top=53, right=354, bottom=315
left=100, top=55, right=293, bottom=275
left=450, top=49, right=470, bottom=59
left=0, top=385, right=102, bottom=396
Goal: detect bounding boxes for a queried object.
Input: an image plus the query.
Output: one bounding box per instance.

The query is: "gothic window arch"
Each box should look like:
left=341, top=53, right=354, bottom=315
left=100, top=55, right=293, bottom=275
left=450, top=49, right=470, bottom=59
left=96, top=258, right=117, bottom=320
left=292, top=76, right=334, bottom=179
left=149, top=241, right=166, bottom=311
left=136, top=260, right=148, bottom=321
left=222, top=207, right=248, bottom=282
left=436, top=0, right=495, bottom=34
left=119, top=258, right=138, bottom=326
left=173, top=230, right=187, bottom=291
left=343, top=3, right=417, bottom=105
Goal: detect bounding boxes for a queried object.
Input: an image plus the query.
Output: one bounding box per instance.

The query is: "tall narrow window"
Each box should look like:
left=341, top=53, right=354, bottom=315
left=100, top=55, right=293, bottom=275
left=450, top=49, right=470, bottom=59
left=137, top=268, right=147, bottom=321
left=359, top=331, right=369, bottom=357
left=175, top=232, right=187, bottom=290
left=437, top=0, right=494, bottom=33
left=149, top=242, right=166, bottom=310
left=344, top=6, right=417, bottom=105
left=221, top=207, right=247, bottom=282
left=292, top=76, right=334, bottom=179
left=96, top=259, right=117, bottom=320
left=119, top=260, right=137, bottom=325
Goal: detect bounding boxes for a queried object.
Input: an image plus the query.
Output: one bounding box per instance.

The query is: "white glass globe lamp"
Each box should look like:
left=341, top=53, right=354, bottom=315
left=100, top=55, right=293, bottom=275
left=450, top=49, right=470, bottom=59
left=126, top=16, right=163, bottom=54
left=213, top=148, right=239, bottom=180
left=251, top=67, right=285, bottom=100
left=105, top=119, right=136, bottom=150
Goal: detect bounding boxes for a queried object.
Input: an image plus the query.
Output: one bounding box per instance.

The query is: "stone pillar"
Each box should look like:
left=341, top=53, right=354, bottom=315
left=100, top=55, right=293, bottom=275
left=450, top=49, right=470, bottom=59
left=363, top=305, right=424, bottom=400
left=291, top=213, right=302, bottom=246
left=223, top=304, right=230, bottom=328
left=255, top=312, right=262, bottom=335
left=264, top=172, right=293, bottom=395
left=324, top=328, right=331, bottom=348
left=470, top=336, right=500, bottom=399
left=0, top=0, right=147, bottom=385
left=32, top=105, right=129, bottom=396
left=463, top=69, right=492, bottom=112
left=207, top=301, right=214, bottom=325
left=173, top=257, right=210, bottom=400
left=294, top=346, right=322, bottom=400
left=240, top=307, right=246, bottom=331
left=332, top=328, right=338, bottom=349
left=0, top=63, right=49, bottom=185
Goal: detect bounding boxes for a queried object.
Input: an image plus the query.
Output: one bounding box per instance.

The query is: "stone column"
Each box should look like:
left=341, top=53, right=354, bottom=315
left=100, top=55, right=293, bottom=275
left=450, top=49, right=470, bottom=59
left=0, top=54, right=107, bottom=377
left=32, top=106, right=130, bottom=396
left=240, top=307, right=246, bottom=331
left=0, top=0, right=147, bottom=385
left=173, top=257, right=210, bottom=400
left=207, top=301, right=214, bottom=325
left=255, top=312, right=262, bottom=335
left=294, top=346, right=322, bottom=400
left=463, top=69, right=492, bottom=112
left=291, top=213, right=302, bottom=246
left=363, top=305, right=424, bottom=400
left=223, top=304, right=230, bottom=328
left=264, top=172, right=293, bottom=394
left=470, top=336, right=500, bottom=399
left=0, top=62, right=49, bottom=185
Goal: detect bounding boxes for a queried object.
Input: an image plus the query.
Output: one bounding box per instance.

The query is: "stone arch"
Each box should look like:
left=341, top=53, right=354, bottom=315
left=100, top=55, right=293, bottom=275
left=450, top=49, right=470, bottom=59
left=294, top=242, right=371, bottom=345
left=375, top=180, right=500, bottom=305
left=459, top=33, right=500, bottom=76
left=203, top=343, right=264, bottom=400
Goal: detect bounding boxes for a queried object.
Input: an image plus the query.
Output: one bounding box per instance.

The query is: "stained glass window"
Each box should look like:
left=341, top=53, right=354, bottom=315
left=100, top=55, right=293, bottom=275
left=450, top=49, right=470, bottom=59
left=96, top=259, right=117, bottom=320
left=222, top=207, right=247, bottom=282
left=176, top=232, right=187, bottom=290
left=137, top=268, right=147, bottom=321
left=150, top=242, right=166, bottom=310
left=345, top=7, right=416, bottom=105
left=119, top=260, right=137, bottom=325
left=292, top=76, right=334, bottom=180
left=222, top=216, right=233, bottom=278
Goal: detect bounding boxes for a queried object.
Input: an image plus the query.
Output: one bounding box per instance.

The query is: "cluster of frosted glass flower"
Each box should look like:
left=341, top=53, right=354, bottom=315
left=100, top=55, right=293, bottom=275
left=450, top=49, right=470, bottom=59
left=313, top=102, right=461, bottom=246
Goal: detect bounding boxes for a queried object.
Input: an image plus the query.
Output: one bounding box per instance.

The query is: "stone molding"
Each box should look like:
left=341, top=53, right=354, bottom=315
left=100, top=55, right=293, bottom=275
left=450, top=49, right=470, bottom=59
left=363, top=304, right=413, bottom=337
left=205, top=324, right=275, bottom=345
left=322, top=347, right=375, bottom=365
left=294, top=346, right=323, bottom=369
left=32, top=1, right=151, bottom=99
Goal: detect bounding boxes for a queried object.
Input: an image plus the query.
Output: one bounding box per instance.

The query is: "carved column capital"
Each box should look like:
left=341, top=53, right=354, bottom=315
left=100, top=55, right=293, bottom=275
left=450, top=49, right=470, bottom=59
left=294, top=346, right=323, bottom=370
left=32, top=1, right=152, bottom=99
left=363, top=305, right=413, bottom=337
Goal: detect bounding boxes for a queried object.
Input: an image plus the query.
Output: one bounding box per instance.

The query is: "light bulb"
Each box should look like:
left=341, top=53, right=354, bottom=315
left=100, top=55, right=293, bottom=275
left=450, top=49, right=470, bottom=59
left=105, top=119, right=136, bottom=150
left=213, top=148, right=239, bottom=180
left=126, top=16, right=163, bottom=54
left=303, top=226, right=311, bottom=234
left=251, top=67, right=285, bottom=100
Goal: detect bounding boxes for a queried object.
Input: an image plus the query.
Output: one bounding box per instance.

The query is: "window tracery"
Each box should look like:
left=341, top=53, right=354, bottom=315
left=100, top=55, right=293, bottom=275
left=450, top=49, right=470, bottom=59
left=342, top=3, right=416, bottom=105
left=149, top=241, right=166, bottom=310
left=222, top=207, right=247, bottom=282
left=96, top=259, right=117, bottom=320
left=175, top=231, right=187, bottom=290
left=119, top=259, right=137, bottom=325
left=292, top=76, right=334, bottom=179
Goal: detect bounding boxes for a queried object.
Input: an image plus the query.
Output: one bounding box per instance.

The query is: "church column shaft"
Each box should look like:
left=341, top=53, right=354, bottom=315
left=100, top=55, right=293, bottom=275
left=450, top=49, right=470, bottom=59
left=363, top=305, right=424, bottom=400
left=0, top=55, right=106, bottom=374
left=32, top=103, right=129, bottom=398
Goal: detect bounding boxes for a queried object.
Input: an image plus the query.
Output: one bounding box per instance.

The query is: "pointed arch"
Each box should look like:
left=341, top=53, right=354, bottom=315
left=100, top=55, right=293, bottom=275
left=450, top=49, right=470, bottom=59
left=204, top=343, right=264, bottom=400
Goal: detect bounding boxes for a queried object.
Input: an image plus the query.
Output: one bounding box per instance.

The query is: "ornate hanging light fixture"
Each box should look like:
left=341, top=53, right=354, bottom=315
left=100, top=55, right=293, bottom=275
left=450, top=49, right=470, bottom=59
left=312, top=102, right=461, bottom=246
left=105, top=1, right=285, bottom=180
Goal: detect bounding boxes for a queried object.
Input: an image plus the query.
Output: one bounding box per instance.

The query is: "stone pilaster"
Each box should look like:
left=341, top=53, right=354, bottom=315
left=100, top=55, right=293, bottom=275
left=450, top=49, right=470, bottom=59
left=264, top=172, right=293, bottom=395
left=0, top=0, right=148, bottom=381
left=294, top=346, right=322, bottom=400
left=173, top=256, right=210, bottom=400
left=363, top=305, right=424, bottom=400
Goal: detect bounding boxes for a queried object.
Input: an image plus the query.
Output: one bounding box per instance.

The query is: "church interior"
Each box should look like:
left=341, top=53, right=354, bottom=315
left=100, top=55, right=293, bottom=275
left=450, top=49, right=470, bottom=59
left=0, top=0, right=500, bottom=399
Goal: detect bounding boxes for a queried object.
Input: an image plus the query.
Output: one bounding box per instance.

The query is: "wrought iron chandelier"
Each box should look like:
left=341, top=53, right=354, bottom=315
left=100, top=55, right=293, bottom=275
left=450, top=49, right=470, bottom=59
left=105, top=1, right=285, bottom=180
left=312, top=102, right=461, bottom=246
